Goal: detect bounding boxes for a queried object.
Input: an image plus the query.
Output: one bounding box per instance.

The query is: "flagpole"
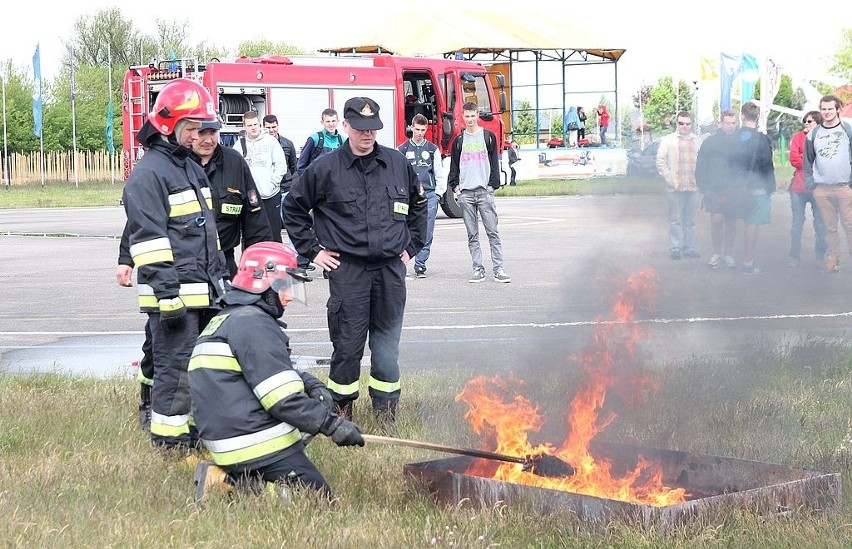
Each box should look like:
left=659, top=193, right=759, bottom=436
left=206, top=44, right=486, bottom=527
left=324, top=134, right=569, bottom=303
left=34, top=43, right=45, bottom=189
left=2, top=67, right=9, bottom=189
left=69, top=45, right=79, bottom=188
left=108, top=43, right=115, bottom=185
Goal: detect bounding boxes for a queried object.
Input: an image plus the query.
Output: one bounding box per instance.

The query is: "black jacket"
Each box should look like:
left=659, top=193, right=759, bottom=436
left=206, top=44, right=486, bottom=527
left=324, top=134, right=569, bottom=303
left=199, top=145, right=273, bottom=252
left=121, top=123, right=227, bottom=312
left=695, top=130, right=734, bottom=193
left=189, top=297, right=339, bottom=472
left=275, top=135, right=298, bottom=193
left=284, top=141, right=427, bottom=264
left=447, top=128, right=501, bottom=191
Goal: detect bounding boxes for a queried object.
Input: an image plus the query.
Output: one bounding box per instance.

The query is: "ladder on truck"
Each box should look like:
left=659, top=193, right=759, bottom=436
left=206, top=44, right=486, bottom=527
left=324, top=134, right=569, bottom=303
left=125, top=71, right=147, bottom=174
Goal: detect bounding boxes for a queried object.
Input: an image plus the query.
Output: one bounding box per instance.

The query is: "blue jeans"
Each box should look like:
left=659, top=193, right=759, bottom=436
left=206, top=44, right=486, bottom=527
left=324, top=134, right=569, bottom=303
left=459, top=188, right=504, bottom=273
left=790, top=191, right=826, bottom=259
left=414, top=191, right=438, bottom=271
left=667, top=191, right=700, bottom=252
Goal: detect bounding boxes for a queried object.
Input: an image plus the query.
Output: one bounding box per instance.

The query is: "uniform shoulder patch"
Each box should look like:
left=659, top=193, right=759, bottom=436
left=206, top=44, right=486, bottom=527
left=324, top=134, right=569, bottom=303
left=248, top=190, right=260, bottom=208
left=199, top=313, right=229, bottom=337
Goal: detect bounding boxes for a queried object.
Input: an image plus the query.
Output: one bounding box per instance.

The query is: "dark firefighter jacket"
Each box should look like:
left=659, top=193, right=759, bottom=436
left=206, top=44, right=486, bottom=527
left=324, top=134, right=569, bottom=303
left=121, top=123, right=227, bottom=312
left=189, top=294, right=338, bottom=471
left=199, top=144, right=273, bottom=252
left=284, top=141, right=427, bottom=265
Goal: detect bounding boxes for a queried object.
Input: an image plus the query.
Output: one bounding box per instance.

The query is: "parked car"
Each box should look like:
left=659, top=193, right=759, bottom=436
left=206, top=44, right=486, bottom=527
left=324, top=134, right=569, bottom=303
left=626, top=140, right=661, bottom=178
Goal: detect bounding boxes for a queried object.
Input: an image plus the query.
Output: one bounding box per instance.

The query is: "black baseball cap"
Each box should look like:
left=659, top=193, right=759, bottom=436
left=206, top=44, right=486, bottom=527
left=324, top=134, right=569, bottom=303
left=200, top=118, right=221, bottom=131
left=343, top=97, right=383, bottom=131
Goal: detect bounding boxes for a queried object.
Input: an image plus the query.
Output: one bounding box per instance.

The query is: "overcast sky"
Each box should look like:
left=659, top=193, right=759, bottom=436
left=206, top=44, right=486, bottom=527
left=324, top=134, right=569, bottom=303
left=1, top=0, right=846, bottom=108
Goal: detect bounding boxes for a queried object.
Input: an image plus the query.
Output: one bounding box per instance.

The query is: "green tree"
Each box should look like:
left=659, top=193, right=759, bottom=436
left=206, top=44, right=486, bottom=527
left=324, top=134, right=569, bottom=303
left=642, top=77, right=695, bottom=133
left=48, top=64, right=114, bottom=151
left=829, top=28, right=852, bottom=82
left=512, top=100, right=536, bottom=145
left=1, top=62, right=42, bottom=153
left=234, top=40, right=306, bottom=58
left=71, top=8, right=150, bottom=68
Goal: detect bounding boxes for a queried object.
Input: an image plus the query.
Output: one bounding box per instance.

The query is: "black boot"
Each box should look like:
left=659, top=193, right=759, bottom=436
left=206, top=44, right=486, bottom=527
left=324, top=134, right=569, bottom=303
left=372, top=400, right=398, bottom=436
left=139, top=384, right=152, bottom=431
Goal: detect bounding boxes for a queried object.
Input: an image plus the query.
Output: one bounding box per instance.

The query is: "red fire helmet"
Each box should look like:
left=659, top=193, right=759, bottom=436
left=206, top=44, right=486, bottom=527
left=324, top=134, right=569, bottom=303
left=147, top=78, right=216, bottom=135
left=232, top=242, right=310, bottom=303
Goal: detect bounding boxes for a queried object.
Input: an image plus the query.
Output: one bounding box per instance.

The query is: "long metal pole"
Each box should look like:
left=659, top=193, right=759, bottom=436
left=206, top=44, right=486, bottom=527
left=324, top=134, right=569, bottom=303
left=2, top=68, right=9, bottom=188
left=70, top=45, right=79, bottom=188
left=108, top=43, right=115, bottom=185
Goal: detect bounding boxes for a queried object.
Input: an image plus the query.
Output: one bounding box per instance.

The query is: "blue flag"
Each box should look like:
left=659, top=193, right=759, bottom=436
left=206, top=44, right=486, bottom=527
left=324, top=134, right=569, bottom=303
left=106, top=95, right=115, bottom=153
left=32, top=44, right=43, bottom=138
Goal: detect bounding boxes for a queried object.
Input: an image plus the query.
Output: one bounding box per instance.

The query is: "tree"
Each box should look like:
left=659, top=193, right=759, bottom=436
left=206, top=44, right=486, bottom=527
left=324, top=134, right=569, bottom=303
left=829, top=28, right=852, bottom=82
left=1, top=62, right=42, bottom=153
left=512, top=100, right=536, bottom=145
left=234, top=40, right=306, bottom=58
left=154, top=18, right=191, bottom=61
left=71, top=8, right=149, bottom=68
left=641, top=77, right=695, bottom=134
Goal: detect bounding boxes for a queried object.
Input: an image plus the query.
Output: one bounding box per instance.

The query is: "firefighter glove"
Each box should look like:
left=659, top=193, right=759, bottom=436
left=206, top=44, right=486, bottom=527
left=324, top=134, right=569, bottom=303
left=300, top=372, right=334, bottom=412
left=158, top=297, right=187, bottom=331
left=328, top=417, right=364, bottom=447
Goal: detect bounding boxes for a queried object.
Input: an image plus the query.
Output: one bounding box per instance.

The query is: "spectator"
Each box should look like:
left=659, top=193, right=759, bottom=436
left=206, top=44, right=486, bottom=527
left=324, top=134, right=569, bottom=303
left=696, top=110, right=739, bottom=269
left=507, top=141, right=520, bottom=186
left=398, top=113, right=447, bottom=278
left=730, top=102, right=775, bottom=275
left=447, top=102, right=511, bottom=283
left=805, top=95, right=852, bottom=273
left=656, top=110, right=704, bottom=260
left=296, top=108, right=344, bottom=176
left=787, top=111, right=826, bottom=267
left=233, top=111, right=286, bottom=242
left=597, top=104, right=610, bottom=146
left=577, top=106, right=587, bottom=140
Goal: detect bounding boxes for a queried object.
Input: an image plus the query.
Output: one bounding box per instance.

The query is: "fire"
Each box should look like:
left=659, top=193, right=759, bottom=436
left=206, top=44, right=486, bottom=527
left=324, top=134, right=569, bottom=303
left=455, top=269, right=687, bottom=506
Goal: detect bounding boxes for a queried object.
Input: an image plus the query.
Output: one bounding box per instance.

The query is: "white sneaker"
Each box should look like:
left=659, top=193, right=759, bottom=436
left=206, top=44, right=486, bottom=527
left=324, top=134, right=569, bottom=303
left=724, top=256, right=736, bottom=269
left=707, top=254, right=720, bottom=269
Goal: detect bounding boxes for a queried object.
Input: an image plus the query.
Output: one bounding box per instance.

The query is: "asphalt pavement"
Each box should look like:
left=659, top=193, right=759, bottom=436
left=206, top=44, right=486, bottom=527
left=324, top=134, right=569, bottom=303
left=2, top=193, right=850, bottom=380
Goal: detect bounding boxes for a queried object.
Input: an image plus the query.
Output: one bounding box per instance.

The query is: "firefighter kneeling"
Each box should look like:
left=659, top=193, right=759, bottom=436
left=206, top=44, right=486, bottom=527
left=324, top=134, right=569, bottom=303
left=189, top=242, right=364, bottom=503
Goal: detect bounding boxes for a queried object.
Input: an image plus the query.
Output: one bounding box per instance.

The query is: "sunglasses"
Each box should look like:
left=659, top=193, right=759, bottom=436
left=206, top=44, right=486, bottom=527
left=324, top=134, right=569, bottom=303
left=804, top=119, right=815, bottom=124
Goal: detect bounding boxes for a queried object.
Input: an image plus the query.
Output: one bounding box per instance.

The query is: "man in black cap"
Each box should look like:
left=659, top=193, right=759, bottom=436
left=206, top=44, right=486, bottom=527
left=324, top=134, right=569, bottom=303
left=192, top=117, right=273, bottom=276
left=283, top=97, right=427, bottom=428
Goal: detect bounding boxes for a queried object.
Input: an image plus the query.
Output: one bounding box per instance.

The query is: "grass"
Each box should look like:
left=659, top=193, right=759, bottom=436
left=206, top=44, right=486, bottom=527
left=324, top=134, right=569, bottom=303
left=2, top=338, right=851, bottom=547
left=0, top=181, right=125, bottom=209
left=0, top=177, right=664, bottom=210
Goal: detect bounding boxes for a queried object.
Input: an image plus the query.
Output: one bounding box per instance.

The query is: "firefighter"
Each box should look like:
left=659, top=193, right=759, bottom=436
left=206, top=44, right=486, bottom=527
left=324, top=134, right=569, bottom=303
left=283, top=97, right=427, bottom=426
left=122, top=78, right=228, bottom=451
left=189, top=242, right=365, bottom=502
left=192, top=117, right=273, bottom=275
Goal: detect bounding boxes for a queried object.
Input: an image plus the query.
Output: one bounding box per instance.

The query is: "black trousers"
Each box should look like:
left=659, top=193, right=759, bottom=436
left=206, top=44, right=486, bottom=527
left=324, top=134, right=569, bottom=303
left=326, top=258, right=406, bottom=408
left=230, top=450, right=331, bottom=497
left=262, top=191, right=283, bottom=243
left=148, top=308, right=218, bottom=448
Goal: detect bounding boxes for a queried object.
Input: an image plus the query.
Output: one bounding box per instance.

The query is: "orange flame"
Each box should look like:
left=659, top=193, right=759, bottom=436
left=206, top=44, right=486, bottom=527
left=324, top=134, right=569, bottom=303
left=455, top=269, right=687, bottom=506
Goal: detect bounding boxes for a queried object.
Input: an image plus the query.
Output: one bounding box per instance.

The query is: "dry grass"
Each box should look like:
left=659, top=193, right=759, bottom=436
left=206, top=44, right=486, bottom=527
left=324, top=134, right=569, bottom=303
left=2, top=338, right=851, bottom=548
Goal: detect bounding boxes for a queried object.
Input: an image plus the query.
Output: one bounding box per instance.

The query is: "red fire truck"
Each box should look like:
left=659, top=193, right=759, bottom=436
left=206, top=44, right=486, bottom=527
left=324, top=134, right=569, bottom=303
left=122, top=54, right=506, bottom=217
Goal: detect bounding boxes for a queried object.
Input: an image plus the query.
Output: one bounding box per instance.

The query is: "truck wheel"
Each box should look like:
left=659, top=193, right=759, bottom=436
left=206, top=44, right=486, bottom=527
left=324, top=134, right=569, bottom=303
left=440, top=188, right=463, bottom=218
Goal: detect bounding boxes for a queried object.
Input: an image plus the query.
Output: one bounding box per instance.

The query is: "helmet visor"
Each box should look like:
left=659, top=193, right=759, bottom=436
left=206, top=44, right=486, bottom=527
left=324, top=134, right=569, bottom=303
left=270, top=268, right=310, bottom=305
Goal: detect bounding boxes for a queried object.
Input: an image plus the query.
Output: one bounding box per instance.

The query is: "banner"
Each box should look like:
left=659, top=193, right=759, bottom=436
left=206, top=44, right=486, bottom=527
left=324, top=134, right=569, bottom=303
left=719, top=53, right=742, bottom=111
left=32, top=44, right=42, bottom=138
left=106, top=95, right=114, bottom=153
left=700, top=57, right=718, bottom=81
left=740, top=54, right=760, bottom=104
left=758, top=58, right=782, bottom=132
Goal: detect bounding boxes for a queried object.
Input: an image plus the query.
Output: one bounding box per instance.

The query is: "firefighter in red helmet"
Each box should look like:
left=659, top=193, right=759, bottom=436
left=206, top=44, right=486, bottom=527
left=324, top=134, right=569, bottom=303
left=121, top=78, right=229, bottom=451
left=189, top=242, right=364, bottom=503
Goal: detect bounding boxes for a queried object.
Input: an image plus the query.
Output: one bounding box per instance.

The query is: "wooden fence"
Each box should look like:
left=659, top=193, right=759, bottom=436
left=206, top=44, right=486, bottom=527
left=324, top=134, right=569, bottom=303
left=0, top=151, right=121, bottom=185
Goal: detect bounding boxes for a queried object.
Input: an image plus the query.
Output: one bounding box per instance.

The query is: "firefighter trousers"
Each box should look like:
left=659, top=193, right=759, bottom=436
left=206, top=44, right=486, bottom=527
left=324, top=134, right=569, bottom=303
left=230, top=450, right=331, bottom=497
left=326, top=258, right=406, bottom=409
left=148, top=308, right=218, bottom=449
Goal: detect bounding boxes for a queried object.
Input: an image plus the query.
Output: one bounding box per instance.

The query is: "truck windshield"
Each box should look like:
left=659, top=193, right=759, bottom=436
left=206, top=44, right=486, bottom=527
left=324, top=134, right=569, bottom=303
left=459, top=73, right=491, bottom=113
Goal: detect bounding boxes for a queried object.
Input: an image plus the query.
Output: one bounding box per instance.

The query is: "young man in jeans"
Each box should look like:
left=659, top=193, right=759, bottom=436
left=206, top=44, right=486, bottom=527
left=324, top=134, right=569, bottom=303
left=447, top=102, right=511, bottom=283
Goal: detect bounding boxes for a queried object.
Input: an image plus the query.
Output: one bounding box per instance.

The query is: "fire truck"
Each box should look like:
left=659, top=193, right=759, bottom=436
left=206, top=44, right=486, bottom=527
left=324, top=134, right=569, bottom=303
left=122, top=54, right=507, bottom=217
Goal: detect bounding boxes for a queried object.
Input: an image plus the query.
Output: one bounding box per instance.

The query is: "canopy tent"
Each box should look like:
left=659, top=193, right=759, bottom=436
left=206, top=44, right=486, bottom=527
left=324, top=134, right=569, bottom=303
left=320, top=9, right=626, bottom=146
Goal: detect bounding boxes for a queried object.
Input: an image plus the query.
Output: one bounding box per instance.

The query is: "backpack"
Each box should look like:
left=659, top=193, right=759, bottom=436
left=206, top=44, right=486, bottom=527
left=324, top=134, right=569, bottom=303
left=309, top=132, right=326, bottom=163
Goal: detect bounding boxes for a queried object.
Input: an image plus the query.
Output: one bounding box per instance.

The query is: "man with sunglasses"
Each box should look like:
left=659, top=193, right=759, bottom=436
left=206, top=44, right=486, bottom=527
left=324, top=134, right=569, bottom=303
left=788, top=111, right=826, bottom=267
left=656, top=111, right=704, bottom=260
left=805, top=95, right=852, bottom=273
